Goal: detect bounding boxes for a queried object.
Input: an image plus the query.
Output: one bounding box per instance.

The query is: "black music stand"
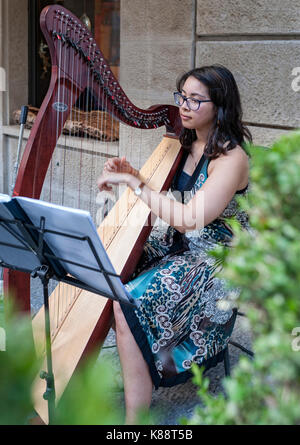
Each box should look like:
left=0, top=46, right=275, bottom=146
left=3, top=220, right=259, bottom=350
left=0, top=196, right=137, bottom=424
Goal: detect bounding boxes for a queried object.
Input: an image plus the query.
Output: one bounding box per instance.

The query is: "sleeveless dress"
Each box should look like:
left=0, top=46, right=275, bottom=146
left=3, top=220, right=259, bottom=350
left=120, top=150, right=250, bottom=389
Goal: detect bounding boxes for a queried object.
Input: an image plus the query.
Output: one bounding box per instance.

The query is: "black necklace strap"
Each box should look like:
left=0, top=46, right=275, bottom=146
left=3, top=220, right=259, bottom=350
left=184, top=153, right=207, bottom=191
left=171, top=150, right=189, bottom=191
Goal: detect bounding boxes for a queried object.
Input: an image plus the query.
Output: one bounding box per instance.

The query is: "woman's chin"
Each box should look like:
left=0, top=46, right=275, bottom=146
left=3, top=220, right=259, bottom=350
left=181, top=120, right=194, bottom=129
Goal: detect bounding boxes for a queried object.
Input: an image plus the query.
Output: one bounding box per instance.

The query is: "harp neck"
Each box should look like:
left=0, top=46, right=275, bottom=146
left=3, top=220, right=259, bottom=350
left=13, top=4, right=181, bottom=199
left=41, top=5, right=181, bottom=133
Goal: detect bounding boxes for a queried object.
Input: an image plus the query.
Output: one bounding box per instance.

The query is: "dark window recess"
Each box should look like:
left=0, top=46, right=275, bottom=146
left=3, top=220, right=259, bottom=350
left=28, top=0, right=120, bottom=110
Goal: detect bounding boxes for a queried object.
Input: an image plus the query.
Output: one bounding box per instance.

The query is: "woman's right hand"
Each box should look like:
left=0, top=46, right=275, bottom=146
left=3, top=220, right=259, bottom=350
left=103, top=156, right=139, bottom=177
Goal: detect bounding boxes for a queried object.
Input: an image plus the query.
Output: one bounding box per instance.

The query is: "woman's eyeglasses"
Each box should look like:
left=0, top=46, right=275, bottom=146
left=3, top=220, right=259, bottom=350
left=173, top=91, right=212, bottom=111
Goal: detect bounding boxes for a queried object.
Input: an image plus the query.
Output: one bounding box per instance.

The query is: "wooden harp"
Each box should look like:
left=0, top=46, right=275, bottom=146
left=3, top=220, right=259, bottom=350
left=3, top=5, right=182, bottom=423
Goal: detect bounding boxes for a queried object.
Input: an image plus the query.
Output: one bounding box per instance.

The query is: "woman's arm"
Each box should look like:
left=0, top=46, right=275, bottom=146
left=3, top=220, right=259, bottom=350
left=97, top=150, right=248, bottom=233
left=187, top=150, right=249, bottom=229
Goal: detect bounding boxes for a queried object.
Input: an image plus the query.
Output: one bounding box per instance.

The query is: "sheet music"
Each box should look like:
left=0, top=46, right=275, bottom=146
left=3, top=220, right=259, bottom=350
left=14, top=196, right=137, bottom=307
left=0, top=194, right=41, bottom=272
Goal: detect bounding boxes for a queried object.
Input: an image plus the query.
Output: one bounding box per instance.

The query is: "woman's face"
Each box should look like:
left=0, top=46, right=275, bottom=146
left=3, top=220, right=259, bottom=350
left=179, top=76, right=216, bottom=131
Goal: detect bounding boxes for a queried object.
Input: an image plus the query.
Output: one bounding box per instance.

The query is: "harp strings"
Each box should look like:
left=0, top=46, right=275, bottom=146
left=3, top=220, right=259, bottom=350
left=43, top=14, right=73, bottom=336
left=55, top=16, right=81, bottom=336
left=60, top=12, right=71, bottom=207
left=39, top=11, right=149, bottom=340
left=57, top=13, right=75, bottom=332
left=41, top=15, right=111, bottom=338
left=87, top=39, right=97, bottom=213
left=51, top=12, right=64, bottom=333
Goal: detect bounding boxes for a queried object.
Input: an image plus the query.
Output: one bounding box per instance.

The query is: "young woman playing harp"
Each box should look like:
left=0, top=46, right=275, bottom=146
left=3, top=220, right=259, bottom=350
left=97, top=64, right=252, bottom=425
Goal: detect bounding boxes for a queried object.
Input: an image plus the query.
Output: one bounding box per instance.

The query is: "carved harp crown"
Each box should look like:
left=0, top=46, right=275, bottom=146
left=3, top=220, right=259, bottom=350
left=5, top=5, right=183, bottom=423
left=13, top=5, right=181, bottom=200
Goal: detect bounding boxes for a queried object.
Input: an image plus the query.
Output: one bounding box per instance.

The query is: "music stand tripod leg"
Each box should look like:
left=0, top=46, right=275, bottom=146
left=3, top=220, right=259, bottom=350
left=31, top=265, right=56, bottom=424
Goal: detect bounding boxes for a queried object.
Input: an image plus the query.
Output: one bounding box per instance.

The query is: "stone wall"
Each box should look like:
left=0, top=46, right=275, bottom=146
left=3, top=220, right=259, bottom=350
left=1, top=0, right=28, bottom=125
left=195, top=0, right=300, bottom=144
left=119, top=0, right=196, bottom=170
left=0, top=0, right=28, bottom=193
left=119, top=0, right=300, bottom=167
left=1, top=0, right=299, bottom=195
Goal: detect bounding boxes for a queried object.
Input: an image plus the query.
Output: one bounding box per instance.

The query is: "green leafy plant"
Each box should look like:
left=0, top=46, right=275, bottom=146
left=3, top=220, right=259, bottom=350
left=182, top=131, right=300, bottom=425
left=0, top=297, right=123, bottom=425
left=0, top=299, right=39, bottom=425
left=53, top=353, right=123, bottom=425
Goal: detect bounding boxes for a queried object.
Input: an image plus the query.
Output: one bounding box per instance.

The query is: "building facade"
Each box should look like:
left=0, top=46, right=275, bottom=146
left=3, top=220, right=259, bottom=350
left=0, top=0, right=299, bottom=197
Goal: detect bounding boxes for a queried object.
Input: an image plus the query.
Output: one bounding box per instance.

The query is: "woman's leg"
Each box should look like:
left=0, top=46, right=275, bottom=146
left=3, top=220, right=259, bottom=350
left=113, top=301, right=154, bottom=424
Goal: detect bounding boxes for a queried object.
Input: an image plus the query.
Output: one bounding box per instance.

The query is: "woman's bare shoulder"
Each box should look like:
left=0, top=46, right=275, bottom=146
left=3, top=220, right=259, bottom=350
left=209, top=143, right=248, bottom=166
left=208, top=144, right=249, bottom=188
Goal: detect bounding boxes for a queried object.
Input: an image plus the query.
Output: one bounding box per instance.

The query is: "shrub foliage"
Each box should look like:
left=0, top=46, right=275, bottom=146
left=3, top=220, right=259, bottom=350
left=183, top=131, right=300, bottom=425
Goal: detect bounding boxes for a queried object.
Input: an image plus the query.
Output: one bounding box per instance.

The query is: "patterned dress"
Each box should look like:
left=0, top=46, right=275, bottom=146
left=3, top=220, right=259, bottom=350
left=120, top=150, right=250, bottom=389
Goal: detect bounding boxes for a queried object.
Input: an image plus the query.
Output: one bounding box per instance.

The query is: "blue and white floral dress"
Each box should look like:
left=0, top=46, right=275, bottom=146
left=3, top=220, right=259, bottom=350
left=121, top=150, right=250, bottom=389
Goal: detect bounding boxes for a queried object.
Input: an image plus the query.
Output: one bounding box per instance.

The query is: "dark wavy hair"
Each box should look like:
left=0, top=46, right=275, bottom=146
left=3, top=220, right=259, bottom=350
left=176, top=64, right=252, bottom=158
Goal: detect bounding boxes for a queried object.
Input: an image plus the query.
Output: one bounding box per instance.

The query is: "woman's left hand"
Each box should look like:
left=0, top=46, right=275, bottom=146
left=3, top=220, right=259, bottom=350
left=103, top=156, right=139, bottom=177
left=97, top=171, right=131, bottom=192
